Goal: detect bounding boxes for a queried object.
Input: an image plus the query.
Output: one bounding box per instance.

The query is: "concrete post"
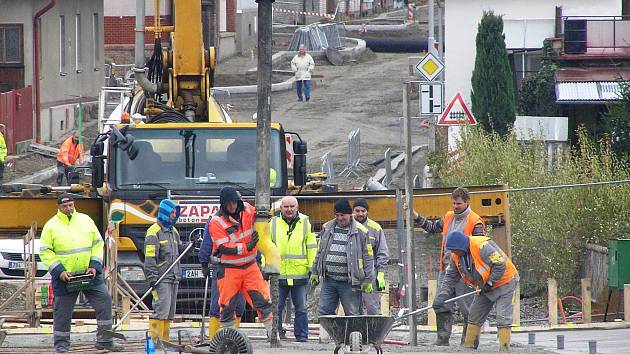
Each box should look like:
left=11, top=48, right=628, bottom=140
left=581, top=278, right=592, bottom=323
left=513, top=283, right=521, bottom=327
left=624, top=284, right=630, bottom=323
left=427, top=279, right=437, bottom=328
left=548, top=278, right=558, bottom=327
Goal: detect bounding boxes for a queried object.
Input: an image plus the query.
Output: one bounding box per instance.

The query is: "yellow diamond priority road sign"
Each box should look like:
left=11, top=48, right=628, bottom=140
left=415, top=53, right=444, bottom=81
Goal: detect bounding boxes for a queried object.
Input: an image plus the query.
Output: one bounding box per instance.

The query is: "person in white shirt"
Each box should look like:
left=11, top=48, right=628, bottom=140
left=291, top=44, right=315, bottom=102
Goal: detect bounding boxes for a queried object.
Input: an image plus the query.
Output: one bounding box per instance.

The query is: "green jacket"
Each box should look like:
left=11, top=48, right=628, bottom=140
left=144, top=222, right=182, bottom=284
left=0, top=132, right=7, bottom=162
left=40, top=210, right=104, bottom=295
left=269, top=213, right=318, bottom=285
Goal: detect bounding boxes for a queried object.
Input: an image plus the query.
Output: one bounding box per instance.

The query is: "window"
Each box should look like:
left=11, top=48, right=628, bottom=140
left=0, top=24, right=23, bottom=65
left=75, top=14, right=82, bottom=73
left=59, top=16, right=66, bottom=73
left=92, top=13, right=100, bottom=69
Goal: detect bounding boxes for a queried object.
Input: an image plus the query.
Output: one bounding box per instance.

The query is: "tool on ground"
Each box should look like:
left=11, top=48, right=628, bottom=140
left=199, top=273, right=210, bottom=340
left=111, top=241, right=196, bottom=331
left=394, top=289, right=480, bottom=325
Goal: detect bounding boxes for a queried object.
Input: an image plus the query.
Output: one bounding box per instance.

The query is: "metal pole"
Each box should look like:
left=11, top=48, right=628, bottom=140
left=403, top=82, right=417, bottom=346
left=428, top=0, right=435, bottom=55
left=256, top=0, right=280, bottom=347
left=395, top=189, right=405, bottom=307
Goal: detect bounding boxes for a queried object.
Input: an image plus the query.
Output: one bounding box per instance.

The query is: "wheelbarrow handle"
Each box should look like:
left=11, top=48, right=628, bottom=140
left=395, top=289, right=480, bottom=321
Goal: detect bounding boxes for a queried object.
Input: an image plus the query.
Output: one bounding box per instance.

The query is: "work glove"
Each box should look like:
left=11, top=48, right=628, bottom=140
left=309, top=274, right=320, bottom=286
left=201, top=263, right=211, bottom=278
left=246, top=231, right=259, bottom=251
left=432, top=296, right=445, bottom=310
left=376, top=271, right=386, bottom=291
left=218, top=244, right=239, bottom=255
left=481, top=282, right=494, bottom=294
left=361, top=283, right=374, bottom=294
left=262, top=272, right=270, bottom=281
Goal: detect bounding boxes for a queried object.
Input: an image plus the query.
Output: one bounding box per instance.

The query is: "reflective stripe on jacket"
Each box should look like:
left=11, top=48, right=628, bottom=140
left=452, top=236, right=518, bottom=289
left=40, top=210, right=104, bottom=295
left=209, top=202, right=257, bottom=266
left=270, top=213, right=317, bottom=281
left=56, top=136, right=84, bottom=165
left=440, top=210, right=484, bottom=270
left=363, top=218, right=390, bottom=273
left=144, top=222, right=182, bottom=283
left=0, top=132, right=6, bottom=162
left=312, top=219, right=375, bottom=286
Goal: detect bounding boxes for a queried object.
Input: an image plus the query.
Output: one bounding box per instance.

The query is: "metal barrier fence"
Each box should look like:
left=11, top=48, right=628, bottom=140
left=383, top=148, right=393, bottom=188
left=320, top=151, right=335, bottom=184
left=339, top=128, right=363, bottom=177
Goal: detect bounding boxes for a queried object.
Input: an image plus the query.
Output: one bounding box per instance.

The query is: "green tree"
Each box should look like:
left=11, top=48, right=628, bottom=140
left=602, top=80, right=630, bottom=157
left=470, top=11, right=516, bottom=136
left=518, top=40, right=558, bottom=116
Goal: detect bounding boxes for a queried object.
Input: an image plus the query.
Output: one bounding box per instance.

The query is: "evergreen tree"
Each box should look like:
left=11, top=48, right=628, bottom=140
left=603, top=80, right=630, bottom=157
left=470, top=11, right=516, bottom=135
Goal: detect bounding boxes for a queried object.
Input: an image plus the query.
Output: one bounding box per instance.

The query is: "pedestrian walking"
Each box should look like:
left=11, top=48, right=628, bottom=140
left=433, top=231, right=519, bottom=352
left=56, top=133, right=84, bottom=186
left=353, top=198, right=390, bottom=315
left=208, top=187, right=275, bottom=337
left=310, top=198, right=375, bottom=316
left=40, top=194, right=123, bottom=353
left=291, top=44, right=315, bottom=102
left=269, top=196, right=317, bottom=342
left=409, top=186, right=485, bottom=346
left=144, top=199, right=184, bottom=344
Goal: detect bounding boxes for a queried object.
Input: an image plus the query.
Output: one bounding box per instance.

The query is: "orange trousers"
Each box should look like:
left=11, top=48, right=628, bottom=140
left=216, top=263, right=272, bottom=323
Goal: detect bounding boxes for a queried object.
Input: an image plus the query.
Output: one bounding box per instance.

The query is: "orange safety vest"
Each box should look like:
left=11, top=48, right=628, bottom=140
left=56, top=136, right=84, bottom=165
left=440, top=210, right=483, bottom=270
left=209, top=202, right=257, bottom=266
left=452, top=236, right=518, bottom=290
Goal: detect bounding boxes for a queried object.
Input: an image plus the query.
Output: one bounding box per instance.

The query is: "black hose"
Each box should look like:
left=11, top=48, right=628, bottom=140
left=146, top=37, right=163, bottom=100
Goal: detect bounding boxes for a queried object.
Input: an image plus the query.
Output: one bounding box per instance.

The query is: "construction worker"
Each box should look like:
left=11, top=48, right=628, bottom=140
left=310, top=198, right=375, bottom=316
left=40, top=194, right=123, bottom=353
left=269, top=196, right=317, bottom=342
left=56, top=132, right=84, bottom=186
left=0, top=124, right=6, bottom=181
left=208, top=187, right=274, bottom=336
left=199, top=217, right=247, bottom=340
left=410, top=186, right=484, bottom=346
left=352, top=198, right=390, bottom=315
left=144, top=199, right=182, bottom=344
left=433, top=231, right=519, bottom=352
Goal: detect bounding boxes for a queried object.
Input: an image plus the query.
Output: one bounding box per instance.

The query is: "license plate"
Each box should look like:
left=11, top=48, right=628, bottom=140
left=183, top=269, right=203, bottom=279
left=8, top=261, right=25, bottom=269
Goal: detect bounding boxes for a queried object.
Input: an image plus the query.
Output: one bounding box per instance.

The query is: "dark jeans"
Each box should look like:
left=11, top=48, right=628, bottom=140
left=296, top=80, right=311, bottom=100
left=0, top=160, right=4, bottom=180
left=318, top=278, right=361, bottom=316
left=56, top=161, right=71, bottom=186
left=278, top=281, right=309, bottom=340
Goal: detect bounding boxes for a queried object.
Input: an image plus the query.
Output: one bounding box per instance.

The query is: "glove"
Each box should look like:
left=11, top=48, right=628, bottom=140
left=361, top=283, right=374, bottom=294
left=246, top=231, right=259, bottom=251
left=262, top=272, right=270, bottom=281
left=481, top=282, right=494, bottom=293
left=201, top=263, right=211, bottom=278
left=149, top=280, right=157, bottom=289
left=432, top=296, right=445, bottom=310
left=376, top=271, right=386, bottom=291
left=218, top=244, right=239, bottom=255
left=309, top=274, right=319, bottom=286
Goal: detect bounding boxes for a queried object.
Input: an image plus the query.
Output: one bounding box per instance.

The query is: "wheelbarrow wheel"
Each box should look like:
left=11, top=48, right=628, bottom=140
left=349, top=331, right=362, bottom=353
left=208, top=328, right=252, bottom=354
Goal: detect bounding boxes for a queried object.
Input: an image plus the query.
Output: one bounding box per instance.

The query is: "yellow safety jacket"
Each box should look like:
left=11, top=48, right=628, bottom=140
left=269, top=213, right=317, bottom=285
left=40, top=210, right=104, bottom=295
left=0, top=132, right=7, bottom=162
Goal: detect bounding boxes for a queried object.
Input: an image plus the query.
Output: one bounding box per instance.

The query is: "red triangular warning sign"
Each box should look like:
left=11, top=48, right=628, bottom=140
left=437, top=92, right=477, bottom=126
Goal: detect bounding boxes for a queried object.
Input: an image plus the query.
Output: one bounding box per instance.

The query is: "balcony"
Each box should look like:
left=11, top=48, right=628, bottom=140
left=559, top=16, right=630, bottom=59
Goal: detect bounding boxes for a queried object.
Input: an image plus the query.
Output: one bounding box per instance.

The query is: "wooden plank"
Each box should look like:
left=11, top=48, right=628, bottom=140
left=513, top=283, right=520, bottom=327
left=428, top=279, right=437, bottom=328
left=548, top=278, right=558, bottom=327
left=582, top=278, right=592, bottom=324
left=625, top=284, right=630, bottom=323
left=121, top=296, right=131, bottom=325
left=381, top=289, right=390, bottom=316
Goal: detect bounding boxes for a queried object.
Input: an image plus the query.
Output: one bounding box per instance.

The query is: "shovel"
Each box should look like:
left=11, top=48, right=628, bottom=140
left=393, top=289, right=480, bottom=327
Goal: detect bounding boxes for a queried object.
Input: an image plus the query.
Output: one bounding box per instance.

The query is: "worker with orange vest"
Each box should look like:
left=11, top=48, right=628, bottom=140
left=208, top=187, right=274, bottom=337
left=410, top=186, right=485, bottom=346
left=56, top=133, right=84, bottom=186
left=432, top=231, right=519, bottom=352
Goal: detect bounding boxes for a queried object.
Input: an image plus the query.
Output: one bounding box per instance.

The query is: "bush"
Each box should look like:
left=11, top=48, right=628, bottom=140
left=434, top=126, right=630, bottom=295
left=603, top=80, right=630, bottom=157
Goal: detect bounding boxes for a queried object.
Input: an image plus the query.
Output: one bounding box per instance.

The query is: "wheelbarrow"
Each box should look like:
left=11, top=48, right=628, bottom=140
left=318, top=290, right=480, bottom=354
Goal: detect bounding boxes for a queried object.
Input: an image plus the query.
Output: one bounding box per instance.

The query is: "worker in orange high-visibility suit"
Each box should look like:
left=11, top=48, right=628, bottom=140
left=209, top=187, right=274, bottom=337
left=56, top=133, right=84, bottom=186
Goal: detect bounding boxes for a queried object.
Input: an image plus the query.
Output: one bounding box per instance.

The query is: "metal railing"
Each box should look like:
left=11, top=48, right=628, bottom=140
left=563, top=16, right=630, bottom=53
left=339, top=128, right=364, bottom=177
left=320, top=151, right=335, bottom=184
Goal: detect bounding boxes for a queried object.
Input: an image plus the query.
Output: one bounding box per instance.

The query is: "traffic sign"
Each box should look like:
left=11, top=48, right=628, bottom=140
left=420, top=83, right=443, bottom=115
left=437, top=92, right=477, bottom=126
left=415, top=53, right=444, bottom=81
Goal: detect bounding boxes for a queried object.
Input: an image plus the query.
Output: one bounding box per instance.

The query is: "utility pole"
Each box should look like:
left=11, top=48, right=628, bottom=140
left=428, top=0, right=436, bottom=55
left=403, top=82, right=417, bottom=346
left=255, top=0, right=280, bottom=347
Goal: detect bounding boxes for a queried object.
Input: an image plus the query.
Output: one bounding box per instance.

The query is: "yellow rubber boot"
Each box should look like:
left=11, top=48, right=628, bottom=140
left=208, top=317, right=221, bottom=340
left=235, top=317, right=242, bottom=328
left=148, top=319, right=162, bottom=344
left=498, top=327, right=511, bottom=352
left=161, top=320, right=171, bottom=342
left=463, top=323, right=481, bottom=349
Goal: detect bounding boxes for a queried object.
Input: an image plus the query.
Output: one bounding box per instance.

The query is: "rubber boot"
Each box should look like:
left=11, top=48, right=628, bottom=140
left=461, top=315, right=469, bottom=346
left=235, top=317, right=242, bottom=328
left=161, top=320, right=171, bottom=342
left=208, top=317, right=221, bottom=340
left=498, top=327, right=511, bottom=352
left=148, top=319, right=162, bottom=344
left=434, top=312, right=452, bottom=346
left=464, top=323, right=482, bottom=349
